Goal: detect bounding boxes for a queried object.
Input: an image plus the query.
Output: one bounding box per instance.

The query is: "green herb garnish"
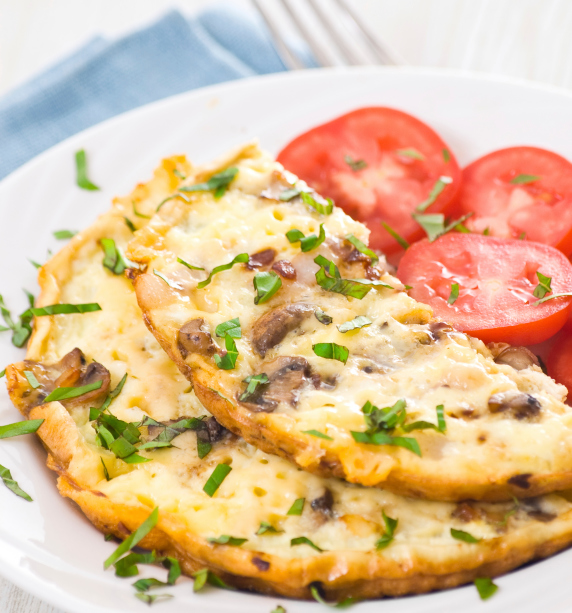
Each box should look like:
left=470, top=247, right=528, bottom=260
left=207, top=535, right=247, bottom=546
left=375, top=511, right=398, bottom=550
left=279, top=187, right=301, bottom=202
left=0, top=369, right=5, bottom=379
left=533, top=271, right=552, bottom=299
left=29, top=259, right=42, bottom=269
left=132, top=202, right=151, bottom=219
left=0, top=464, right=33, bottom=501
left=380, top=221, right=410, bottom=250
left=344, top=154, right=368, bottom=171
left=257, top=521, right=283, bottom=535
left=397, top=148, right=424, bottom=160
left=153, top=269, right=179, bottom=288
left=413, top=212, right=473, bottom=242
left=27, top=303, right=102, bottom=317
left=75, top=149, right=100, bottom=191
left=286, top=224, right=326, bottom=252
left=302, top=429, right=333, bottom=441
left=23, top=370, right=40, bottom=389
left=300, top=191, right=334, bottom=215
left=402, top=404, right=446, bottom=434
left=104, top=507, right=159, bottom=569
left=290, top=536, right=323, bottom=552
left=101, top=238, right=136, bottom=275
left=310, top=584, right=356, bottom=608
left=0, top=293, right=34, bottom=348
left=312, top=342, right=349, bottom=364
left=416, top=176, right=453, bottom=213
left=448, top=282, right=459, bottom=304
left=134, top=593, right=173, bottom=605
left=442, top=149, right=451, bottom=163
left=474, top=577, right=498, bottom=600
left=510, top=174, right=540, bottom=185
left=213, top=335, right=239, bottom=370
left=239, top=373, right=269, bottom=401
left=177, top=256, right=204, bottom=271
left=345, top=234, right=378, bottom=264
left=314, top=308, right=333, bottom=325
left=450, top=528, right=480, bottom=543
left=215, top=317, right=241, bottom=339
left=179, top=167, right=238, bottom=199
left=192, top=568, right=231, bottom=592
left=337, top=315, right=372, bottom=333
left=287, top=498, right=305, bottom=516
left=124, top=217, right=136, bottom=232
left=100, top=458, right=110, bottom=481
left=53, top=230, right=77, bottom=240
left=271, top=606, right=286, bottom=613
left=203, top=463, right=232, bottom=497
left=43, top=380, right=102, bottom=403
left=253, top=271, right=282, bottom=304
left=198, top=253, right=249, bottom=289
left=533, top=292, right=572, bottom=306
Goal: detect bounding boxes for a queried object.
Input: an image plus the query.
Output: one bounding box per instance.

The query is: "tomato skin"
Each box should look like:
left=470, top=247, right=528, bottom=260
left=277, top=107, right=461, bottom=255
left=456, top=146, right=572, bottom=255
left=547, top=319, right=572, bottom=398
left=396, top=233, right=572, bottom=345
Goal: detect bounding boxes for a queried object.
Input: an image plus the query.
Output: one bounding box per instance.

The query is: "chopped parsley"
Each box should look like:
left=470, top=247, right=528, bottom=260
left=314, top=255, right=392, bottom=300
left=300, top=191, right=334, bottom=215
left=286, top=224, right=326, bottom=252
left=402, top=404, right=446, bottom=434
left=380, top=222, right=410, bottom=250
left=207, top=535, right=247, bottom=546
left=344, top=155, right=367, bottom=171
left=0, top=292, right=34, bottom=348
left=510, top=174, right=540, bottom=185
left=101, top=238, right=136, bottom=275
left=474, top=577, right=498, bottom=600
left=450, top=528, right=480, bottom=543
left=315, top=308, right=333, bottom=325
left=53, top=230, right=77, bottom=240
left=312, top=342, right=349, bottom=364
left=104, top=507, right=159, bottom=569
left=397, top=148, right=424, bottom=160
left=337, top=315, right=372, bottom=333
left=290, top=536, right=323, bottom=552
left=533, top=271, right=552, bottom=299
left=215, top=317, right=241, bottom=339
left=198, top=253, right=249, bottom=289
left=75, top=149, right=100, bottom=191
left=203, top=463, right=232, bottom=497
left=44, top=380, right=102, bottom=403
left=192, top=568, right=231, bottom=592
left=350, top=399, right=421, bottom=456
left=177, top=256, right=204, bottom=271
left=213, top=335, right=239, bottom=370
left=448, top=282, right=459, bottom=304
left=345, top=234, right=379, bottom=264
left=239, top=373, right=269, bottom=401
left=253, top=271, right=282, bottom=304
left=416, top=176, right=453, bottom=213
left=179, top=167, right=238, bottom=199
left=257, top=521, right=283, bottom=535
left=0, top=464, right=33, bottom=501
left=23, top=370, right=40, bottom=389
left=287, top=498, right=305, bottom=516
left=376, top=511, right=398, bottom=550
left=279, top=187, right=301, bottom=202
left=302, top=429, right=333, bottom=441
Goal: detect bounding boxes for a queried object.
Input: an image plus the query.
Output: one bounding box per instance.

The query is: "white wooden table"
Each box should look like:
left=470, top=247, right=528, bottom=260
left=1, top=0, right=572, bottom=610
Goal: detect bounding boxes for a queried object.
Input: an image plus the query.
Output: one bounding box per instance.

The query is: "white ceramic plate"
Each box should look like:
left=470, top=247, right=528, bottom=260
left=2, top=67, right=572, bottom=613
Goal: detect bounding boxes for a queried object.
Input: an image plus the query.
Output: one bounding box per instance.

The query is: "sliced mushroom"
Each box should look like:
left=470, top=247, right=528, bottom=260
left=251, top=303, right=314, bottom=358
left=246, top=248, right=277, bottom=270
left=272, top=260, right=297, bottom=280
left=488, top=391, right=541, bottom=421
left=451, top=501, right=482, bottom=523
left=178, top=318, right=216, bottom=359
left=311, top=489, right=334, bottom=517
left=239, top=356, right=311, bottom=412
left=428, top=321, right=454, bottom=341
left=493, top=345, right=540, bottom=371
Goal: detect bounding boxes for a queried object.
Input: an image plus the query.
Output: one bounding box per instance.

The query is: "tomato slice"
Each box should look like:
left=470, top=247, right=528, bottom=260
left=455, top=147, right=572, bottom=255
left=547, top=319, right=572, bottom=398
left=277, top=107, right=461, bottom=255
left=396, top=233, right=572, bottom=345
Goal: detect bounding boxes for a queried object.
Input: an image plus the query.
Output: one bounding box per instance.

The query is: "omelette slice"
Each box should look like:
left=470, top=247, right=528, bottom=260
left=128, top=143, right=572, bottom=502
left=7, top=154, right=572, bottom=602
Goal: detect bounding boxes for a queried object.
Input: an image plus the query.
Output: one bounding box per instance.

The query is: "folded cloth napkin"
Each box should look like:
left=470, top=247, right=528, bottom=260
left=0, top=4, right=315, bottom=181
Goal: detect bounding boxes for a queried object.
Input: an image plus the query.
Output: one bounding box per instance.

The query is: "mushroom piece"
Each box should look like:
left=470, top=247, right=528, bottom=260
left=251, top=303, right=315, bottom=358
left=493, top=345, right=540, bottom=371
left=488, top=391, right=542, bottom=420
left=238, top=356, right=311, bottom=412
left=272, top=260, right=297, bottom=280
left=246, top=248, right=277, bottom=270
left=311, top=489, right=334, bottom=517
left=178, top=318, right=216, bottom=359
left=428, top=321, right=454, bottom=341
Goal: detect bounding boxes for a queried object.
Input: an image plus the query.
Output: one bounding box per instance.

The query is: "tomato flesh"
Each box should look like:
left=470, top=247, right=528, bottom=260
left=456, top=147, right=572, bottom=255
left=396, top=233, right=572, bottom=345
left=547, top=319, right=572, bottom=399
left=277, top=107, right=461, bottom=255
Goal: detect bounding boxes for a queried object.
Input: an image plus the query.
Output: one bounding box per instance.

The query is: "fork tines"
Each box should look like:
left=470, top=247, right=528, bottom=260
left=251, top=0, right=405, bottom=70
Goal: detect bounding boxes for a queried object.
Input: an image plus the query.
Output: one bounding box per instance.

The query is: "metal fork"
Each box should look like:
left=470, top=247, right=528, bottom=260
left=251, top=0, right=405, bottom=69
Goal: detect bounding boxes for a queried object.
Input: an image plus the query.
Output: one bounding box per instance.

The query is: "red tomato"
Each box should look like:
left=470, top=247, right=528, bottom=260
left=456, top=147, right=572, bottom=255
left=547, top=319, right=572, bottom=398
left=277, top=107, right=461, bottom=255
left=396, top=233, right=572, bottom=345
